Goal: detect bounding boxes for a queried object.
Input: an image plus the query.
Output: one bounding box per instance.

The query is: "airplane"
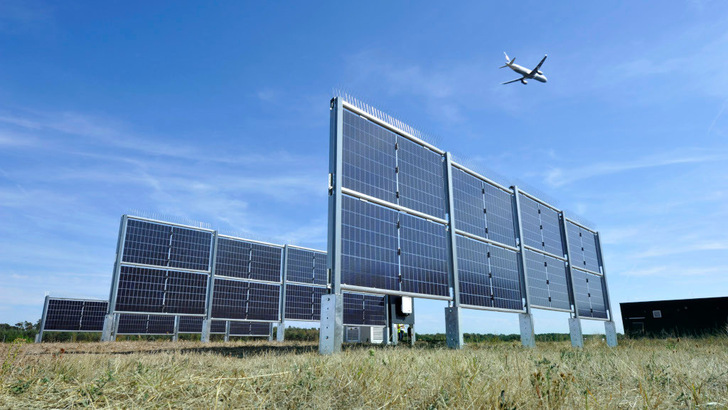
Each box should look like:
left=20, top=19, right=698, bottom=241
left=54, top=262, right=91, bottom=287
left=500, top=52, right=548, bottom=85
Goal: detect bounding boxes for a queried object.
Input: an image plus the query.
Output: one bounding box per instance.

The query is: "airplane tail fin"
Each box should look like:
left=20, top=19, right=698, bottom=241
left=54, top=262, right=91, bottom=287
left=500, top=52, right=513, bottom=68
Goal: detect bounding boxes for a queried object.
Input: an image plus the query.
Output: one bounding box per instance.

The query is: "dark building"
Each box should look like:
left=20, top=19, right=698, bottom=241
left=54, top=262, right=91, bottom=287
left=621, top=297, right=728, bottom=337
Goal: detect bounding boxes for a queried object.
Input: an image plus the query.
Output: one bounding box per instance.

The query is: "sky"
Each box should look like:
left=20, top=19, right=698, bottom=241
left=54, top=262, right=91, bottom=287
left=1, top=1, right=727, bottom=335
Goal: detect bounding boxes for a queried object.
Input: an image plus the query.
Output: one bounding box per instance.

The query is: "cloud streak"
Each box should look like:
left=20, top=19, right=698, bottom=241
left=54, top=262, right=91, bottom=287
left=545, top=150, right=727, bottom=187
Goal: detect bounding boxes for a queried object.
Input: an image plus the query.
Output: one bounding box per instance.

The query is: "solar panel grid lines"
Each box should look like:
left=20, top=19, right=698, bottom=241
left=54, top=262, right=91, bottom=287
left=396, top=135, right=448, bottom=219
left=342, top=109, right=398, bottom=205
left=214, top=236, right=282, bottom=282
left=338, top=96, right=445, bottom=156
left=284, top=284, right=327, bottom=321
left=398, top=212, right=449, bottom=297
left=115, top=265, right=208, bottom=315
left=211, top=278, right=280, bottom=321
left=342, top=292, right=387, bottom=326
left=286, top=246, right=328, bottom=286
left=455, top=235, right=524, bottom=311
left=566, top=220, right=601, bottom=274
left=517, top=193, right=565, bottom=259
left=451, top=166, right=518, bottom=248
left=523, top=249, right=571, bottom=312
left=121, top=217, right=214, bottom=273
left=116, top=314, right=176, bottom=335
left=341, top=195, right=399, bottom=292
left=229, top=321, right=271, bottom=337
left=42, top=298, right=109, bottom=332
left=572, top=270, right=609, bottom=319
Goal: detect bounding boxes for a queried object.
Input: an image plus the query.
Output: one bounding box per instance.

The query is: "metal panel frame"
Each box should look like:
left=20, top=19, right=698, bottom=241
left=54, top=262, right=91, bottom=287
left=35, top=295, right=50, bottom=342
left=277, top=245, right=289, bottom=341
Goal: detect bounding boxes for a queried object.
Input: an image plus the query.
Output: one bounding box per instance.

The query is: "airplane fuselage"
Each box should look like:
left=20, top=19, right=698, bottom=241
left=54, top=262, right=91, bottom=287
left=509, top=63, right=548, bottom=83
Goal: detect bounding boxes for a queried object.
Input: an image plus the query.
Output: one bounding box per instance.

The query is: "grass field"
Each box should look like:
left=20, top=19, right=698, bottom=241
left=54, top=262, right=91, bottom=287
left=1, top=337, right=727, bottom=408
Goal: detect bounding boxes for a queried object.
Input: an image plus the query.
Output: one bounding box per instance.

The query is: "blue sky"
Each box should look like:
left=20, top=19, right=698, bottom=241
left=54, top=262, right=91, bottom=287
left=1, top=2, right=727, bottom=335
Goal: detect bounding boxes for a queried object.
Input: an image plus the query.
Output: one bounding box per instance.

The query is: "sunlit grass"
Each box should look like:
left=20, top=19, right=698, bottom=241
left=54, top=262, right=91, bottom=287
left=1, top=337, right=727, bottom=408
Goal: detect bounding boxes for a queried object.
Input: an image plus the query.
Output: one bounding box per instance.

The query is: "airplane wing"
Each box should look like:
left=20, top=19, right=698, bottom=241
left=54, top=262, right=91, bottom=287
left=501, top=77, right=524, bottom=85
left=529, top=54, right=547, bottom=76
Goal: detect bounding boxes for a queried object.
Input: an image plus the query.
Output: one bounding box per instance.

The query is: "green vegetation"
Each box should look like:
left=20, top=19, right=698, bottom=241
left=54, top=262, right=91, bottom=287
left=2, top=336, right=727, bottom=408
left=0, top=322, right=38, bottom=343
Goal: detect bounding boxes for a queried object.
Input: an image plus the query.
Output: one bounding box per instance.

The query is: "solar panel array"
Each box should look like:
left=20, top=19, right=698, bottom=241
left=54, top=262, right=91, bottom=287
left=110, top=217, right=283, bottom=324
left=330, top=97, right=612, bottom=324
left=33, top=215, right=384, bottom=342
left=38, top=297, right=271, bottom=339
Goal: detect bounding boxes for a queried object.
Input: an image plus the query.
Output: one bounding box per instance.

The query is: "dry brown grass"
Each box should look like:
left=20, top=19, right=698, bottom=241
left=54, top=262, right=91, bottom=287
left=1, top=337, right=727, bottom=408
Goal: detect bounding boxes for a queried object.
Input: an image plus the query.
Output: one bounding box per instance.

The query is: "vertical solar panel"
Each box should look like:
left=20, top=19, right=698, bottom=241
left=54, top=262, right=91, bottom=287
left=399, top=213, right=449, bottom=297
left=44, top=299, right=108, bottom=332
left=169, top=227, right=213, bottom=271
left=210, top=320, right=227, bottom=334
left=122, top=219, right=171, bottom=267
left=396, top=135, right=447, bottom=218
left=122, top=219, right=212, bottom=271
left=116, top=314, right=149, bottom=334
left=341, top=195, right=399, bottom=291
left=452, top=167, right=487, bottom=238
left=250, top=243, right=283, bottom=282
left=229, top=321, right=270, bottom=337
left=572, top=270, right=608, bottom=319
left=343, top=292, right=387, bottom=326
left=116, top=314, right=175, bottom=335
left=211, top=278, right=280, bottom=321
left=284, top=284, right=327, bottom=321
left=566, top=221, right=601, bottom=273
left=178, top=316, right=203, bottom=333
left=79, top=301, right=108, bottom=331
left=342, top=110, right=397, bottom=204
left=115, top=266, right=207, bottom=315
left=214, top=238, right=282, bottom=282
left=214, top=237, right=252, bottom=278
left=483, top=184, right=517, bottom=247
left=456, top=235, right=523, bottom=310
left=524, top=249, right=571, bottom=311
left=452, top=168, right=517, bottom=247
left=518, top=195, right=564, bottom=257
left=286, top=247, right=328, bottom=285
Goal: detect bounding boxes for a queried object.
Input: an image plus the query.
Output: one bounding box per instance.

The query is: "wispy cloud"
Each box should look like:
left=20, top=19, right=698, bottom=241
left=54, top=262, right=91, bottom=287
left=545, top=150, right=727, bottom=187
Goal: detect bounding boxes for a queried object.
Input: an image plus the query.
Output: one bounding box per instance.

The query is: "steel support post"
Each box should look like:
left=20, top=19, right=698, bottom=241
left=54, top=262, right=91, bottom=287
left=597, top=232, right=618, bottom=347
left=391, top=323, right=398, bottom=346
left=224, top=321, right=230, bottom=342
left=512, top=187, right=536, bottom=347
left=410, top=325, right=416, bottom=346
left=604, top=321, right=618, bottom=347
left=35, top=295, right=50, bottom=343
left=444, top=152, right=463, bottom=349
left=268, top=323, right=274, bottom=341
left=277, top=245, right=288, bottom=342
left=319, top=294, right=343, bottom=354
left=320, top=97, right=344, bottom=355
left=112, top=313, right=120, bottom=340
left=172, top=316, right=180, bottom=342
left=561, top=212, right=584, bottom=348
left=201, top=232, right=219, bottom=343
left=568, top=318, right=583, bottom=348
left=103, top=215, right=128, bottom=342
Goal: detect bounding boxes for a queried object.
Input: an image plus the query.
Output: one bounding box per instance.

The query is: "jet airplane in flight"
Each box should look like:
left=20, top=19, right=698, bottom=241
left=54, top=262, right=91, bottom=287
left=500, top=52, right=548, bottom=85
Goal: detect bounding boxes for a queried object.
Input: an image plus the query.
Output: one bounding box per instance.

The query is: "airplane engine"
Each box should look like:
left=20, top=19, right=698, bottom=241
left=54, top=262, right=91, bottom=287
left=521, top=79, right=528, bottom=85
